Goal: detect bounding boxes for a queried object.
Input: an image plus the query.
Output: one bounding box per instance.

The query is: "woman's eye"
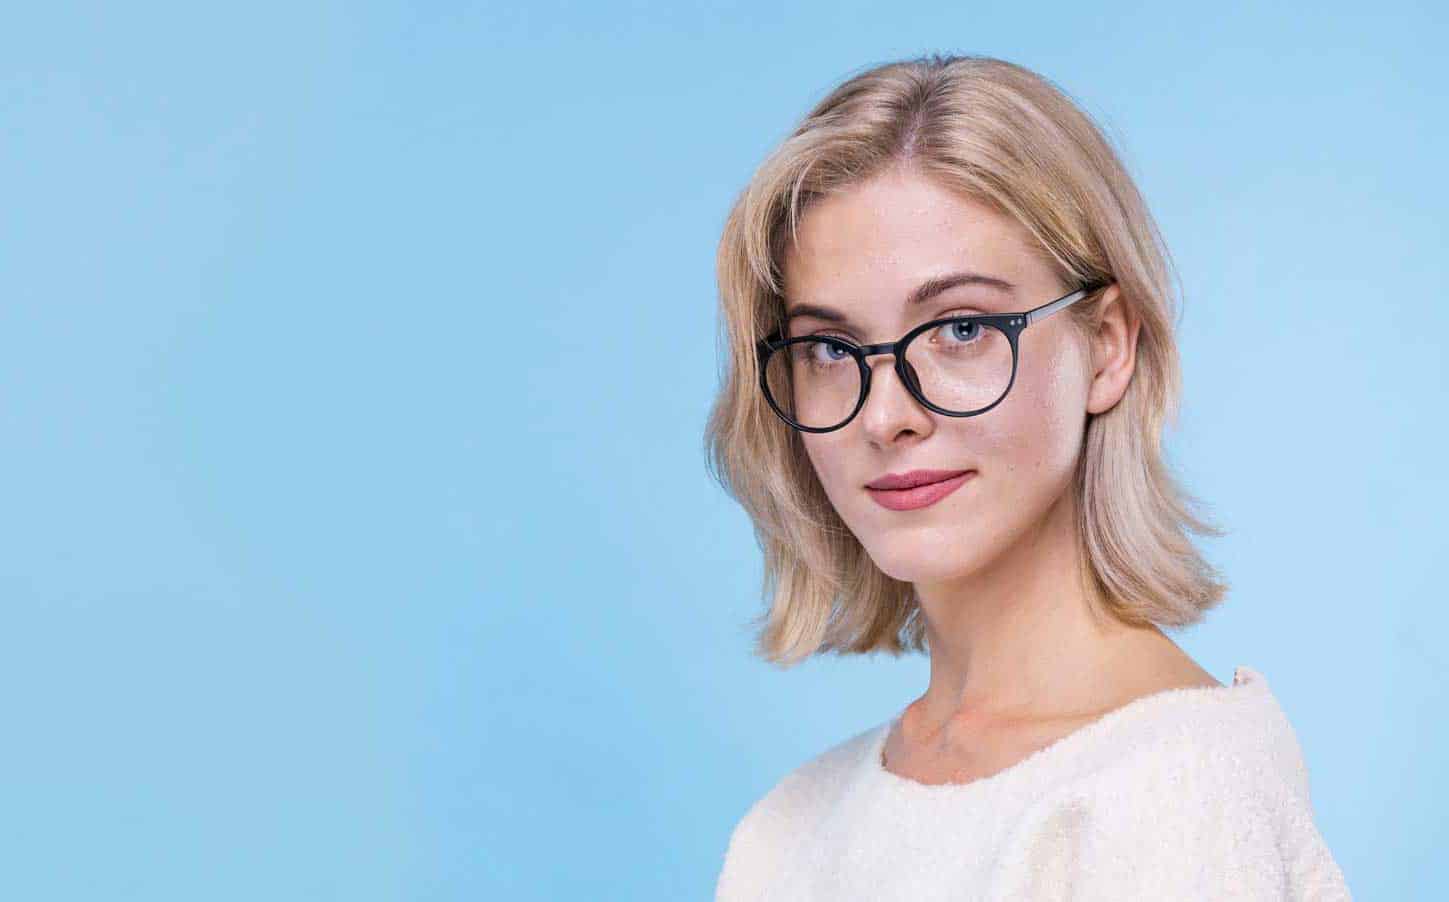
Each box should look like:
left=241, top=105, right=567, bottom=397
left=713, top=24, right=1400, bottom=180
left=933, top=318, right=984, bottom=346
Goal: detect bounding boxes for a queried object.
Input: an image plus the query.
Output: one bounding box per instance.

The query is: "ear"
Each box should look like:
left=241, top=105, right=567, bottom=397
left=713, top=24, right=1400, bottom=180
left=1084, top=283, right=1140, bottom=416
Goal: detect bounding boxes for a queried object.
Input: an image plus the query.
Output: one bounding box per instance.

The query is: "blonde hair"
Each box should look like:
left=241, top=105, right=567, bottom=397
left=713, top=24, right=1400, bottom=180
left=703, top=54, right=1227, bottom=667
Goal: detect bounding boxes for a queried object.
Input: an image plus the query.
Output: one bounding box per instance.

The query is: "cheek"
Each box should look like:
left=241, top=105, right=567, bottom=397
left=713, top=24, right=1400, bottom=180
left=801, top=433, right=869, bottom=523
left=802, top=434, right=849, bottom=494
left=979, top=333, right=1089, bottom=478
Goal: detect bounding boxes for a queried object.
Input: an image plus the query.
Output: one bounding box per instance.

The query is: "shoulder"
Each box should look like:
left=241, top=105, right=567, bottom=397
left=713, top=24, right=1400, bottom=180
left=1115, top=671, right=1312, bottom=800
left=1069, top=671, right=1325, bottom=843
left=724, top=719, right=880, bottom=840
left=1012, top=665, right=1317, bottom=810
left=988, top=674, right=1352, bottom=900
left=715, top=721, right=883, bottom=900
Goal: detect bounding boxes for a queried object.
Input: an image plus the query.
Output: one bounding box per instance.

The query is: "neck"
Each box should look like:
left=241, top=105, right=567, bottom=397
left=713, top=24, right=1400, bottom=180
left=913, top=485, right=1175, bottom=726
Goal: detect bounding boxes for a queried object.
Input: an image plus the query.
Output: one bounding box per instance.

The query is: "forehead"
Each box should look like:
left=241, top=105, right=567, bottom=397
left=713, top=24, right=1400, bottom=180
left=781, top=169, right=1038, bottom=300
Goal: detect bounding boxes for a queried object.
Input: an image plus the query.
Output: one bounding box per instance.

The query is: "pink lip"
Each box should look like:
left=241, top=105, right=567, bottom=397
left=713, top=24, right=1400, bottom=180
left=866, top=471, right=976, bottom=511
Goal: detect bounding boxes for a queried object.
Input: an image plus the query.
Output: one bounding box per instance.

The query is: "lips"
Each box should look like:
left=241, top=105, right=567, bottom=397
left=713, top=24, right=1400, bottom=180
left=865, top=470, right=976, bottom=511
left=866, top=469, right=972, bottom=490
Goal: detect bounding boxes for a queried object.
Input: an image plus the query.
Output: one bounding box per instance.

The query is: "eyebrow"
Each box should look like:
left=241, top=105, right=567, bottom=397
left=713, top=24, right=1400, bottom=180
left=783, top=270, right=1016, bottom=324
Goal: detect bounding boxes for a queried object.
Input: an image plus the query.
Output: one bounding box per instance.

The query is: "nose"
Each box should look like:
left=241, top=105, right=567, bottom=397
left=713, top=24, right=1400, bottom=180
left=857, top=353, right=934, bottom=443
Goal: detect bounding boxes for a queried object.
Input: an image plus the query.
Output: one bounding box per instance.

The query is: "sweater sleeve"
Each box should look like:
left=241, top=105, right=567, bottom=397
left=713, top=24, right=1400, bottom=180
left=714, top=798, right=769, bottom=902
left=984, top=740, right=1352, bottom=901
left=714, top=769, right=815, bottom=902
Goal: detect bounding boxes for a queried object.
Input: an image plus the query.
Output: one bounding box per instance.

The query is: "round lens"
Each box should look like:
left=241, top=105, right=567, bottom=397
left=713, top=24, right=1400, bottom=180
left=902, top=319, right=1013, bottom=414
left=763, top=337, right=860, bottom=430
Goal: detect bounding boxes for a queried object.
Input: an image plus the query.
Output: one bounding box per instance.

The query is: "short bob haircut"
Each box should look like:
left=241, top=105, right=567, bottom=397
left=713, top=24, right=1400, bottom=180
left=704, top=53, right=1227, bottom=667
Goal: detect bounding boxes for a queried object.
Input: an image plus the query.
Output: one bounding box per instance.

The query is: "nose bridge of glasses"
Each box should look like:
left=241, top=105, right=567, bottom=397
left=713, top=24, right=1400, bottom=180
left=858, top=340, right=899, bottom=358
left=856, top=342, right=924, bottom=403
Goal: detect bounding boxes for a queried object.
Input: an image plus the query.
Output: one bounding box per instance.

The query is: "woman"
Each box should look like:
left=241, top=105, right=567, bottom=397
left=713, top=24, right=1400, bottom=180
left=705, top=54, right=1351, bottom=900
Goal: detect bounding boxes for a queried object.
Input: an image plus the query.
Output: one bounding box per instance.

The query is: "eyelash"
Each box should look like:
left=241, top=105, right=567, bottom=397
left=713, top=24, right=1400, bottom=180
left=810, top=308, right=983, bottom=342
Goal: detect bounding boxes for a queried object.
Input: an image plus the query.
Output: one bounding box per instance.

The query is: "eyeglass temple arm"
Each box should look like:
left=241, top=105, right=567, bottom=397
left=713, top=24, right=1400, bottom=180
left=1023, top=282, right=1108, bottom=327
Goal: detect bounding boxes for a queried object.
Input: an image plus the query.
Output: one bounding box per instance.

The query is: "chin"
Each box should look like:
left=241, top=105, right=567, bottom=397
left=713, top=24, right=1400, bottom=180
left=856, top=526, right=986, bottom=584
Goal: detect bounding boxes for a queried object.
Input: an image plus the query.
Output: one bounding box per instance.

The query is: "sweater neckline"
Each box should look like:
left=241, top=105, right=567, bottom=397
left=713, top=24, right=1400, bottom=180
left=867, top=664, right=1269, bottom=795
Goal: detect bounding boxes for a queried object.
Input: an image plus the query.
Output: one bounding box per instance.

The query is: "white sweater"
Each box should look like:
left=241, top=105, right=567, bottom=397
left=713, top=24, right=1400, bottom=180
left=715, top=666, right=1351, bottom=901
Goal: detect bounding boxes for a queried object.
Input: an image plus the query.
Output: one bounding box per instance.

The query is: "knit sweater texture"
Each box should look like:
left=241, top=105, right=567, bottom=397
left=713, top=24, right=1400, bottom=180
left=715, top=665, right=1351, bottom=900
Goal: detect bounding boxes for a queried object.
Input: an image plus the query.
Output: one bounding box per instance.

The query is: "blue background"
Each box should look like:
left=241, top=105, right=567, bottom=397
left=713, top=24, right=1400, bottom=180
left=4, top=2, right=1442, bottom=898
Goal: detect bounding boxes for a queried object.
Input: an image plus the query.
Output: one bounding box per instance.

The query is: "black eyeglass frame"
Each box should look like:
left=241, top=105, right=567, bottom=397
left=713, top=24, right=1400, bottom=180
left=756, top=280, right=1113, bottom=433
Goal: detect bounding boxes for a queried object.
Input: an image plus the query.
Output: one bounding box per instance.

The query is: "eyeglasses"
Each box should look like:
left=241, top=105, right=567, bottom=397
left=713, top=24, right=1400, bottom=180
left=756, top=281, right=1112, bottom=433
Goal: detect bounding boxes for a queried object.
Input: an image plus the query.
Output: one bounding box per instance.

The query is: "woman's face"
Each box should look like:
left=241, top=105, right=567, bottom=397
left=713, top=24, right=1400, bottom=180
left=779, top=167, right=1107, bottom=586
